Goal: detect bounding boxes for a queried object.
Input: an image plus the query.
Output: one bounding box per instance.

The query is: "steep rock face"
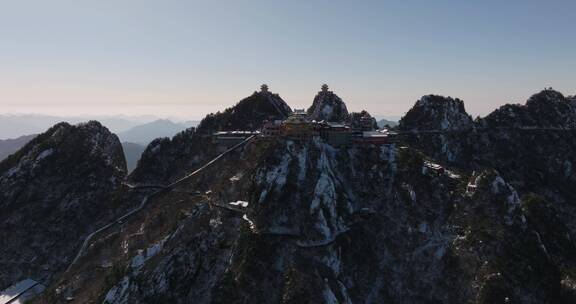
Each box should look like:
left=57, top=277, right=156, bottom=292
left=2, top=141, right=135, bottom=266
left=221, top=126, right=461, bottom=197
left=0, top=121, right=128, bottom=289
left=127, top=128, right=217, bottom=184
left=307, top=89, right=349, bottom=122
left=196, top=90, right=292, bottom=134
left=46, top=136, right=576, bottom=303
left=399, top=95, right=474, bottom=131
left=395, top=91, right=576, bottom=302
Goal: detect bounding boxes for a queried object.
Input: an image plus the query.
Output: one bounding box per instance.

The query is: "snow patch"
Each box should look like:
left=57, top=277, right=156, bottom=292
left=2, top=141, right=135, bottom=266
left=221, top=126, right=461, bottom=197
left=242, top=214, right=256, bottom=231
left=36, top=148, right=54, bottom=161
left=310, top=173, right=336, bottom=213
left=209, top=217, right=222, bottom=228
left=130, top=236, right=168, bottom=272
left=466, top=173, right=481, bottom=196
left=257, top=151, right=291, bottom=203
left=150, top=143, right=161, bottom=154
left=229, top=200, right=249, bottom=208
left=103, top=277, right=130, bottom=304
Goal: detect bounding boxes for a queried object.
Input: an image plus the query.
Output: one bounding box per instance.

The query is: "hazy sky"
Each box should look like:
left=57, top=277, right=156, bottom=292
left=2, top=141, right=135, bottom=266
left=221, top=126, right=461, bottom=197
left=1, top=0, right=574, bottom=119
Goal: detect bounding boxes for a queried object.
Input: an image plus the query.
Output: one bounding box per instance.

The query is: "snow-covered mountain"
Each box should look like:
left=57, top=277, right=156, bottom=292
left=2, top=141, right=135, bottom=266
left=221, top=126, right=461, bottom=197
left=4, top=88, right=576, bottom=303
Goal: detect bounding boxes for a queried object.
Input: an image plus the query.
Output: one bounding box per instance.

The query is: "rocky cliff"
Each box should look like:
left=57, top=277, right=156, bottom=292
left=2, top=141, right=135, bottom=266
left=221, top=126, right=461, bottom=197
left=43, top=131, right=576, bottom=303
left=0, top=121, right=129, bottom=290
left=399, top=95, right=474, bottom=131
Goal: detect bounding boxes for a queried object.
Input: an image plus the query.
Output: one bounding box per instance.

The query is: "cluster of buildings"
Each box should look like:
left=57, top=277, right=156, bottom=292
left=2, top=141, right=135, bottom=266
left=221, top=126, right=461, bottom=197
left=260, top=108, right=390, bottom=147
left=213, top=85, right=394, bottom=150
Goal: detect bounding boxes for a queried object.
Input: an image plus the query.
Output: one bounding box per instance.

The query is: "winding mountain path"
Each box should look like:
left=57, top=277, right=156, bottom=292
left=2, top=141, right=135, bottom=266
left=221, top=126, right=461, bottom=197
left=65, top=135, right=256, bottom=273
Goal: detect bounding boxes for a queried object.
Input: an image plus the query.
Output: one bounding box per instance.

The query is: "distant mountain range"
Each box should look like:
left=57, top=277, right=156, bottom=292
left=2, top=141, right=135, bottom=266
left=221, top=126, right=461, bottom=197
left=116, top=119, right=197, bottom=145
left=0, top=114, right=198, bottom=140
left=0, top=134, right=37, bottom=160
left=377, top=118, right=399, bottom=128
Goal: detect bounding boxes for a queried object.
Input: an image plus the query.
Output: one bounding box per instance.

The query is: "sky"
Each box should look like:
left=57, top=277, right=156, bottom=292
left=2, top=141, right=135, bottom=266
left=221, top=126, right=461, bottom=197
left=0, top=0, right=575, bottom=120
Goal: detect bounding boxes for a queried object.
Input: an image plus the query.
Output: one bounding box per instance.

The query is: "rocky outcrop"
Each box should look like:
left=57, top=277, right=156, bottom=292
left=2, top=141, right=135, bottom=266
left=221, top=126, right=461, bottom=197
left=128, top=128, right=217, bottom=184
left=399, top=95, right=474, bottom=131
left=480, top=89, right=576, bottom=129
left=0, top=121, right=128, bottom=289
left=307, top=86, right=349, bottom=122
left=346, top=110, right=378, bottom=130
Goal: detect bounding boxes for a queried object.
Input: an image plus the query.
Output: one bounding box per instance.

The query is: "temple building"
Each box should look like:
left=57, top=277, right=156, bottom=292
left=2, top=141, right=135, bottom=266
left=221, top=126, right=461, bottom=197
left=261, top=84, right=269, bottom=92
left=261, top=120, right=283, bottom=136
left=280, top=109, right=318, bottom=140
left=319, top=122, right=352, bottom=147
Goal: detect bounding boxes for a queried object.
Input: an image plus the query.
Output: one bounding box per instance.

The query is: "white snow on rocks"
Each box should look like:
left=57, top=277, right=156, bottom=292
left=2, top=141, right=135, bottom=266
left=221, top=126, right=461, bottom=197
left=256, top=151, right=291, bottom=204
left=103, top=277, right=130, bottom=304
left=229, top=201, right=249, bottom=208
left=104, top=237, right=169, bottom=304
left=35, top=148, right=54, bottom=161
left=310, top=173, right=336, bottom=213
left=130, top=237, right=168, bottom=271
left=296, top=145, right=308, bottom=182
left=242, top=214, right=256, bottom=231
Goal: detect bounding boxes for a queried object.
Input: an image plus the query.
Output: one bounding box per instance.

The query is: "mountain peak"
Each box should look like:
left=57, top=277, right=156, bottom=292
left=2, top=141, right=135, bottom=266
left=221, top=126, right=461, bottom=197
left=399, top=95, right=473, bottom=131
left=0, top=121, right=127, bottom=288
left=482, top=89, right=576, bottom=128
left=196, top=87, right=292, bottom=133
left=526, top=88, right=566, bottom=107
left=307, top=84, right=349, bottom=122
